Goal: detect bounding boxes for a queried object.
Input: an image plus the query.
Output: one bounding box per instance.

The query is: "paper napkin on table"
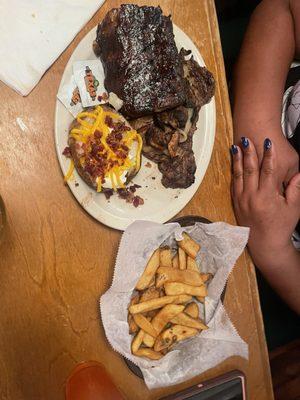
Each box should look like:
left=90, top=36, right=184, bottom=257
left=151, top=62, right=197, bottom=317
left=0, top=0, right=104, bottom=96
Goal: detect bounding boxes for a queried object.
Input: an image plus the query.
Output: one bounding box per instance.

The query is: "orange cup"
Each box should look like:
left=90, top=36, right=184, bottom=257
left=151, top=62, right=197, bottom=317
left=66, top=361, right=124, bottom=400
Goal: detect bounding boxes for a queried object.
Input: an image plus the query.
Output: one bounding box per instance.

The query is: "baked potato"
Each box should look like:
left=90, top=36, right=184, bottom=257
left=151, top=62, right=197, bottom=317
left=67, top=105, right=142, bottom=191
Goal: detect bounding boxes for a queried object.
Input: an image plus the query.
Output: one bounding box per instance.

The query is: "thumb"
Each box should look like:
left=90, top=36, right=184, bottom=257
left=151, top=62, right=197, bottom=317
left=284, top=165, right=300, bottom=188
left=286, top=173, right=300, bottom=208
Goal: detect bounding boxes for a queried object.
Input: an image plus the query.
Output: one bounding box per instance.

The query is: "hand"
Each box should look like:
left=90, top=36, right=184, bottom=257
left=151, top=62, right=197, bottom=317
left=235, top=132, right=299, bottom=189
left=231, top=137, right=300, bottom=268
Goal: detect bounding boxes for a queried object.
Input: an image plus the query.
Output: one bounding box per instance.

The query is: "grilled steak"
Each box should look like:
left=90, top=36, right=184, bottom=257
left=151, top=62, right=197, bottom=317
left=159, top=134, right=197, bottom=189
left=181, top=49, right=215, bottom=109
left=95, top=4, right=186, bottom=118
left=131, top=107, right=199, bottom=188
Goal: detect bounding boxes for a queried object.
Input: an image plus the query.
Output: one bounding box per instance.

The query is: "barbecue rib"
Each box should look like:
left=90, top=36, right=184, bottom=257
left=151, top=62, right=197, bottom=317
left=95, top=4, right=186, bottom=118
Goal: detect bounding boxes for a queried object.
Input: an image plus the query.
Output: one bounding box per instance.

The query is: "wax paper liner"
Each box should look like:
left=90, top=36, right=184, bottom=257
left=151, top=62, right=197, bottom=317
left=100, top=220, right=249, bottom=389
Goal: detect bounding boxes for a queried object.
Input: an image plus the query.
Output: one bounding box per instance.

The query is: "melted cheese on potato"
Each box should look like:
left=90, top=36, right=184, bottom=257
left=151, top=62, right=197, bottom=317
left=65, top=106, right=142, bottom=191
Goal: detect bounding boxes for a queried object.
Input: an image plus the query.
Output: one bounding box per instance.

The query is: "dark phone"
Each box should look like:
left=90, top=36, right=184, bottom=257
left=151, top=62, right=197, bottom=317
left=159, top=370, right=247, bottom=400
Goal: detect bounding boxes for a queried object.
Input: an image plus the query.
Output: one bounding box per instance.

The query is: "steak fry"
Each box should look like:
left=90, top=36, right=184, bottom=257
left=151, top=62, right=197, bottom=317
left=156, top=267, right=203, bottom=288
left=154, top=325, right=198, bottom=352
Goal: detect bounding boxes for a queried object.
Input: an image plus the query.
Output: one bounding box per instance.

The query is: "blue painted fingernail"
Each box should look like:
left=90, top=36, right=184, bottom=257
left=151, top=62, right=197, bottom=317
left=231, top=145, right=238, bottom=155
left=264, top=138, right=272, bottom=150
left=241, top=137, right=249, bottom=148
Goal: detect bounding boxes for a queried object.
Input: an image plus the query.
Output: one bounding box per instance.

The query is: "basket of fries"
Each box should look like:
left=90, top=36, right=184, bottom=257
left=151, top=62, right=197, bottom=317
left=100, top=220, right=249, bottom=388
left=128, top=232, right=212, bottom=360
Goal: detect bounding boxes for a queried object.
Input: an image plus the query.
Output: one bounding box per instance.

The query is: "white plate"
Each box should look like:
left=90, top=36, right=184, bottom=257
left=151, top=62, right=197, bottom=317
left=55, top=24, right=216, bottom=231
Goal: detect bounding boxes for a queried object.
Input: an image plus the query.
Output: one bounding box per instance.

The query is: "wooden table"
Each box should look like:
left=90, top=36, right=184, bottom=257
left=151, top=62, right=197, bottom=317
left=0, top=1, right=274, bottom=399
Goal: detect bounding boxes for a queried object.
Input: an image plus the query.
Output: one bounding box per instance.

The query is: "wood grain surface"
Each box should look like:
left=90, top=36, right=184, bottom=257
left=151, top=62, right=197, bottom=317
left=0, top=1, right=274, bottom=399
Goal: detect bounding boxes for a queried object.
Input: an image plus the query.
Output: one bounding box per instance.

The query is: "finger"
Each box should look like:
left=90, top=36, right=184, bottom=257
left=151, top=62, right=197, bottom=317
left=240, top=137, right=259, bottom=193
left=286, top=172, right=300, bottom=213
left=284, top=165, right=300, bottom=188
left=259, top=138, right=278, bottom=192
left=231, top=144, right=243, bottom=198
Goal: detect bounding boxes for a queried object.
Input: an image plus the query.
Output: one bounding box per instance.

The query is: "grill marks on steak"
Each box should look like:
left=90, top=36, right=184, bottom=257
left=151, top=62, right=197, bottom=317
left=96, top=4, right=186, bottom=118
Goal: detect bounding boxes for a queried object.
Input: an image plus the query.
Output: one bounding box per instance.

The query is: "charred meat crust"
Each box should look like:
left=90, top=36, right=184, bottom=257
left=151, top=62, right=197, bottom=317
left=181, top=49, right=215, bottom=109
left=96, top=4, right=186, bottom=118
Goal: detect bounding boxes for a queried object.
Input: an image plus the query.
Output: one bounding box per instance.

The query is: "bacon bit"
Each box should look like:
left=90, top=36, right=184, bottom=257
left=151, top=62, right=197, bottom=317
left=126, top=192, right=135, bottom=203
left=62, top=146, right=72, bottom=158
left=103, top=189, right=114, bottom=200
left=116, top=187, right=144, bottom=206
left=133, top=196, right=144, bottom=207
left=115, top=150, right=127, bottom=159
left=97, top=95, right=102, bottom=102
left=102, top=92, right=109, bottom=101
left=117, top=188, right=128, bottom=199
left=97, top=184, right=145, bottom=207
left=112, top=121, right=128, bottom=134
left=94, top=130, right=102, bottom=138
left=145, top=162, right=152, bottom=168
left=105, top=115, right=114, bottom=128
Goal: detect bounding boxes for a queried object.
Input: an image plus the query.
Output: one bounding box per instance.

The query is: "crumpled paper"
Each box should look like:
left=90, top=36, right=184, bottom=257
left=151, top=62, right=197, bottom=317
left=100, top=220, right=249, bottom=389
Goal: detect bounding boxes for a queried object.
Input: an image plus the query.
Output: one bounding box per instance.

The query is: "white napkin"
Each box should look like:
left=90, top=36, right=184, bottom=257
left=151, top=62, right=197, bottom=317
left=0, top=0, right=104, bottom=96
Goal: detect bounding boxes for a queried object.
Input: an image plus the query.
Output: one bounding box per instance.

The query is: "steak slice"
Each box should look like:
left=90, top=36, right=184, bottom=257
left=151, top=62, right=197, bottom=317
left=130, top=108, right=199, bottom=188
left=95, top=4, right=186, bottom=118
left=181, top=49, right=215, bottom=109
left=159, top=134, right=196, bottom=189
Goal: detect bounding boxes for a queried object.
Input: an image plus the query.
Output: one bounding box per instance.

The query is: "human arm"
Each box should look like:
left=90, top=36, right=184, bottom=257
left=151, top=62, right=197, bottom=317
left=231, top=138, right=300, bottom=314
left=232, top=0, right=300, bottom=187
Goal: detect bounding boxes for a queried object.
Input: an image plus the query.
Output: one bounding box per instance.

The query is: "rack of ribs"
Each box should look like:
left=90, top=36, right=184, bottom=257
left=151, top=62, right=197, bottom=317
left=95, top=4, right=186, bottom=118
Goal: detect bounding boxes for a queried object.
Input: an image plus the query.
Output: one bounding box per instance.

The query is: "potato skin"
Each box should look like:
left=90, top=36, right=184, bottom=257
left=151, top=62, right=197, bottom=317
left=68, top=105, right=141, bottom=190
left=68, top=135, right=97, bottom=190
